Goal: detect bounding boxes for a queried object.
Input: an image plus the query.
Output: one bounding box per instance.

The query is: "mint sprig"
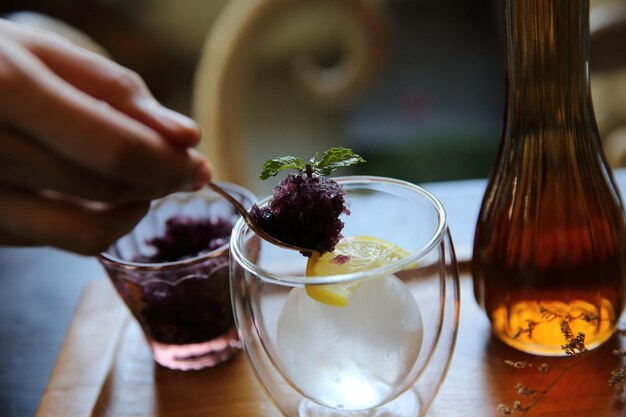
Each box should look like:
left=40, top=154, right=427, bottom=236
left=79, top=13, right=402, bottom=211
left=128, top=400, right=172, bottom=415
left=259, top=148, right=365, bottom=180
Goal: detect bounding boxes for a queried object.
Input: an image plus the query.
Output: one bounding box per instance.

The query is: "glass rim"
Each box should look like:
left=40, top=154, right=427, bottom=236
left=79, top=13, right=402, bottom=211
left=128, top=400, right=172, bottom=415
left=99, top=181, right=256, bottom=271
left=230, top=175, right=448, bottom=286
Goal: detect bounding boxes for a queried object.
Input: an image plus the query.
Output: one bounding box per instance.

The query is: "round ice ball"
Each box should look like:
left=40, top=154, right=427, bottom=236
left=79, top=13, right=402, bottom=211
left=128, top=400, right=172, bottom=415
left=276, top=274, right=423, bottom=410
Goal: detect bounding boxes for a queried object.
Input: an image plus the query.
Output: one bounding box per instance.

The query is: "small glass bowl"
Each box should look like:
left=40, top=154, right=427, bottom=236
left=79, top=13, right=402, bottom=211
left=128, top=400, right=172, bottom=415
left=99, top=182, right=256, bottom=370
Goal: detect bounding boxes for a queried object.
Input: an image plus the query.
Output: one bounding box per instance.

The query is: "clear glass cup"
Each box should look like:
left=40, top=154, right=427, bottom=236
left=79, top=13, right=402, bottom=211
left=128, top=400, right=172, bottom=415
left=230, top=176, right=460, bottom=417
left=99, top=182, right=256, bottom=371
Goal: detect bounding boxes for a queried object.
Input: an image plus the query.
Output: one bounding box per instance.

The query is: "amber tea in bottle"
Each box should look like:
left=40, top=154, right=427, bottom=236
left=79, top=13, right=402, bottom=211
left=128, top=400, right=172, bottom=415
left=472, top=0, right=626, bottom=356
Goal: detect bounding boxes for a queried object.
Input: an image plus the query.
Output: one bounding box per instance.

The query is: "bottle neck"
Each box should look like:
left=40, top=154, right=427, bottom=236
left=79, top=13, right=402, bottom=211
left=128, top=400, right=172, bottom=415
left=505, top=0, right=592, bottom=122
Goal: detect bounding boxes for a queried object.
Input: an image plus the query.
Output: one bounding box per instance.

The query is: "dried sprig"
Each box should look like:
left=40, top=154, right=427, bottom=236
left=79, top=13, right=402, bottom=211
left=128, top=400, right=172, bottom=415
left=512, top=305, right=599, bottom=341
left=513, top=320, right=539, bottom=340
left=504, top=360, right=532, bottom=369
left=609, top=367, right=626, bottom=392
left=499, top=324, right=626, bottom=415
left=610, top=346, right=626, bottom=403
left=503, top=360, right=551, bottom=373
left=497, top=327, right=603, bottom=416
left=537, top=363, right=551, bottom=374
left=561, top=332, right=588, bottom=356
left=560, top=320, right=574, bottom=341
left=512, top=401, right=530, bottom=412
left=514, top=383, right=538, bottom=397
left=578, top=312, right=598, bottom=321
left=498, top=400, right=532, bottom=416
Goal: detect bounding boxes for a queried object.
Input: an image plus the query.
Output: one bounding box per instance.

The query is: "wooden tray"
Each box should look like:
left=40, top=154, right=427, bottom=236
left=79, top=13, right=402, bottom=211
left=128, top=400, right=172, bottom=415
left=36, top=277, right=625, bottom=417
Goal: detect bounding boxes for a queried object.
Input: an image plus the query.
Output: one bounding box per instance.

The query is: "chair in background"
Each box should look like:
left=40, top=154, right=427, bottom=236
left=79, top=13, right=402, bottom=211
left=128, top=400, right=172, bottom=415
left=192, top=0, right=388, bottom=193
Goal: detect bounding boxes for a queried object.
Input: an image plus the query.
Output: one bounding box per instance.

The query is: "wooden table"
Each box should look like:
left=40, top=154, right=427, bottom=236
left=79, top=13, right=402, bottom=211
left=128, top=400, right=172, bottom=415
left=2, top=170, right=625, bottom=416
left=35, top=273, right=625, bottom=417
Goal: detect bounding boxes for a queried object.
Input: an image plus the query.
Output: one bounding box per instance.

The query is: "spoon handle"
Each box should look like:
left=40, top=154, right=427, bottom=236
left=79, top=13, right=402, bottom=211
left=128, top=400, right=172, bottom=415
left=206, top=181, right=252, bottom=222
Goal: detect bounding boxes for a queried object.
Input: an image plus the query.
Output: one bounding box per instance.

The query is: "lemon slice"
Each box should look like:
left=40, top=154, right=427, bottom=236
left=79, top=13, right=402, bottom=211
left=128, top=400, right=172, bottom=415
left=305, top=236, right=410, bottom=307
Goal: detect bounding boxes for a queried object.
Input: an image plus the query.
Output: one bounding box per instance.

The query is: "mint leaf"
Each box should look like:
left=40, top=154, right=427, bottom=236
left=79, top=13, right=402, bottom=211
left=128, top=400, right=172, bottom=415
left=259, top=156, right=304, bottom=180
left=314, top=148, right=366, bottom=176
left=259, top=148, right=365, bottom=180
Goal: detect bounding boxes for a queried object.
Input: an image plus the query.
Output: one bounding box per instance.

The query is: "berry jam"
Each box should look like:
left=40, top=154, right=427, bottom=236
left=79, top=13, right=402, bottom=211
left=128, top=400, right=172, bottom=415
left=136, top=216, right=232, bottom=263
left=109, top=216, right=235, bottom=345
left=250, top=173, right=349, bottom=254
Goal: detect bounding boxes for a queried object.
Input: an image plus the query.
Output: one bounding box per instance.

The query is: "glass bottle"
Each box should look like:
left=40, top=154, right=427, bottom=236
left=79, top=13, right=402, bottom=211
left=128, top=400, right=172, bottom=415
left=472, top=0, right=626, bottom=356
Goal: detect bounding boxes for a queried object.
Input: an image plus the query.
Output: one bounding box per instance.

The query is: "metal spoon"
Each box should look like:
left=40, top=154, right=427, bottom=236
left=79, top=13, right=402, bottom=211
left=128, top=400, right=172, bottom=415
left=206, top=181, right=314, bottom=254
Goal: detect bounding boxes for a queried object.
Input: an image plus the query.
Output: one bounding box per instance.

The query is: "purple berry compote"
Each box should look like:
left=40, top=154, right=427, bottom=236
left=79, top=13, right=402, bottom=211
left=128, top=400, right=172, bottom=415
left=100, top=184, right=258, bottom=369
left=135, top=216, right=232, bottom=263
left=249, top=148, right=365, bottom=254
left=250, top=173, right=350, bottom=254
left=110, top=216, right=235, bottom=346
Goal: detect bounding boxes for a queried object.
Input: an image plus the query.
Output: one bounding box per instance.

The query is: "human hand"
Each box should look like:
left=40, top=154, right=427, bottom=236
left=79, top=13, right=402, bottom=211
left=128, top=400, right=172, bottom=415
left=0, top=19, right=212, bottom=255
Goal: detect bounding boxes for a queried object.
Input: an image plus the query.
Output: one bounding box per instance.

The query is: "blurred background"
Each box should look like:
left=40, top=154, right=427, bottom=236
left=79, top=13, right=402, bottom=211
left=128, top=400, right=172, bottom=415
left=1, top=3, right=626, bottom=415
left=1, top=0, right=625, bottom=195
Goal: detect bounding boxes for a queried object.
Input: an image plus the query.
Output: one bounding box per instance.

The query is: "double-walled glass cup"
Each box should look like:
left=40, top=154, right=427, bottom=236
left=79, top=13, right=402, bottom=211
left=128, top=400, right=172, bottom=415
left=230, top=176, right=460, bottom=416
left=100, top=182, right=256, bottom=371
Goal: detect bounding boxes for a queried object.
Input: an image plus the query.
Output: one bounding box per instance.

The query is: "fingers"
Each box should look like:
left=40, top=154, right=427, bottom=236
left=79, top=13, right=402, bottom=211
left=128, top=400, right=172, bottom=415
left=38, top=45, right=202, bottom=147
left=0, top=185, right=150, bottom=255
left=0, top=127, right=168, bottom=203
left=0, top=19, right=200, bottom=147
left=0, top=40, right=211, bottom=195
left=0, top=231, right=34, bottom=247
left=0, top=19, right=214, bottom=255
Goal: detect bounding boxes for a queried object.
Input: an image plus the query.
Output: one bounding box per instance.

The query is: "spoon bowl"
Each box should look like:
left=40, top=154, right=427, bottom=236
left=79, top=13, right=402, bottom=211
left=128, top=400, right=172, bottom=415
left=206, top=181, right=314, bottom=254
